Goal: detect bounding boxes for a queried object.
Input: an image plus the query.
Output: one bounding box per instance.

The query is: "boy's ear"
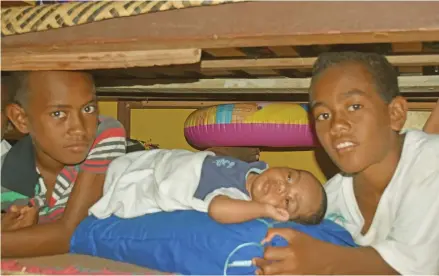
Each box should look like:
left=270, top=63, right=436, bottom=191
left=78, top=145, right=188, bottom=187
left=5, top=103, right=30, bottom=134
left=388, top=96, right=408, bottom=132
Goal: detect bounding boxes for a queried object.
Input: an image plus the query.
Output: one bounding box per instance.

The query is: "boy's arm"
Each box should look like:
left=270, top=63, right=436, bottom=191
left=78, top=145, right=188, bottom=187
left=208, top=195, right=267, bottom=224
left=1, top=171, right=105, bottom=257
left=208, top=195, right=288, bottom=224
left=254, top=228, right=397, bottom=275
left=423, top=99, right=439, bottom=134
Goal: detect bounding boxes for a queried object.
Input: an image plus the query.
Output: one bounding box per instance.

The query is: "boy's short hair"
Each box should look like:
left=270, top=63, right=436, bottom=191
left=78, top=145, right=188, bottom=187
left=310, top=51, right=400, bottom=103
left=2, top=71, right=30, bottom=108
left=4, top=71, right=95, bottom=109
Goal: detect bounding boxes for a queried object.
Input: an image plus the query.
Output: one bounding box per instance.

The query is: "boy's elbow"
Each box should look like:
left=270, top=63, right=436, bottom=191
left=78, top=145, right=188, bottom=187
left=208, top=199, right=228, bottom=224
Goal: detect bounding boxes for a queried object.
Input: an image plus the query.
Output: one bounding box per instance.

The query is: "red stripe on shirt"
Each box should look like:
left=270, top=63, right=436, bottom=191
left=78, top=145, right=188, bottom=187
left=92, top=128, right=126, bottom=147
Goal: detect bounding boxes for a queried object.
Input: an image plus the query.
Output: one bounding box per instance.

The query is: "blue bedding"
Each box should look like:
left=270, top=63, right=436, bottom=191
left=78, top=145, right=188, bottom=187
left=71, top=210, right=356, bottom=275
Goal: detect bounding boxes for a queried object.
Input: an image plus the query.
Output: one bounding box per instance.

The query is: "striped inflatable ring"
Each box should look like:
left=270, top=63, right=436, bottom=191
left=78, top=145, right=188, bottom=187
left=184, top=103, right=317, bottom=148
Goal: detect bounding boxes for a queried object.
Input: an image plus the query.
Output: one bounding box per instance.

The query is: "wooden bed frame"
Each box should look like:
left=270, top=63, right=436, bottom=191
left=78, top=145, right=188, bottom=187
left=2, top=1, right=439, bottom=135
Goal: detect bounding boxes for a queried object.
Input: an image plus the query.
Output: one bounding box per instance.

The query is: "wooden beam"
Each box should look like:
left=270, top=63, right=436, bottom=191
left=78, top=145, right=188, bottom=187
left=1, top=48, right=201, bottom=71
left=128, top=100, right=307, bottom=109
left=407, top=102, right=436, bottom=111
left=96, top=76, right=439, bottom=94
left=117, top=101, right=131, bottom=137
left=392, top=43, right=423, bottom=75
left=201, top=55, right=439, bottom=71
left=1, top=1, right=34, bottom=8
left=3, top=2, right=439, bottom=53
left=126, top=100, right=436, bottom=111
left=204, top=48, right=246, bottom=57
left=268, top=46, right=299, bottom=57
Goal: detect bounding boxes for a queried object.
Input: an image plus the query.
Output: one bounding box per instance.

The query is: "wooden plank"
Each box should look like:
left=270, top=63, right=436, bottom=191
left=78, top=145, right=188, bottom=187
left=129, top=100, right=307, bottom=109
left=407, top=102, right=436, bottom=111
left=1, top=48, right=202, bottom=71
left=126, top=100, right=436, bottom=111
left=392, top=43, right=423, bottom=75
left=202, top=70, right=236, bottom=77
left=268, top=46, right=299, bottom=57
left=242, top=69, right=279, bottom=76
left=1, top=1, right=35, bottom=8
left=392, top=42, right=423, bottom=53
left=3, top=2, right=439, bottom=53
left=201, top=54, right=439, bottom=71
left=117, top=101, right=131, bottom=137
left=204, top=48, right=247, bottom=57
left=96, top=76, right=439, bottom=94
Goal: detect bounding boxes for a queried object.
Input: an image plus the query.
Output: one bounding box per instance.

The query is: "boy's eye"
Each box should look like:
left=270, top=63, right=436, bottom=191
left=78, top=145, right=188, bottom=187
left=50, top=111, right=66, bottom=118
left=83, top=105, right=97, bottom=114
left=287, top=173, right=292, bottom=183
left=347, top=104, right=362, bottom=111
left=316, top=113, right=330, bottom=121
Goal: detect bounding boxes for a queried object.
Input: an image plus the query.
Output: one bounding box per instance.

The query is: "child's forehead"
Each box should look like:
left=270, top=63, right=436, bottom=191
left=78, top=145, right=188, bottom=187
left=27, top=71, right=95, bottom=104
left=311, top=64, right=379, bottom=103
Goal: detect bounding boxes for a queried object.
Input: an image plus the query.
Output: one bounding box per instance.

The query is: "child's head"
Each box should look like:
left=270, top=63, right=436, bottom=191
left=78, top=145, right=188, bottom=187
left=309, top=52, right=408, bottom=175
left=246, top=167, right=327, bottom=225
left=6, top=71, right=99, bottom=165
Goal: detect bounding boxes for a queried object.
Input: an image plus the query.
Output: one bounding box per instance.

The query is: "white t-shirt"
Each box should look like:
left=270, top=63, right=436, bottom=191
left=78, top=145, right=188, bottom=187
left=1, top=139, right=11, bottom=158
left=324, top=130, right=439, bottom=275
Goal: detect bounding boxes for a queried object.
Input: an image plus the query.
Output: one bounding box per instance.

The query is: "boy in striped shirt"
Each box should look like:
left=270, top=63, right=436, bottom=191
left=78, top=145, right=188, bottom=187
left=1, top=71, right=126, bottom=257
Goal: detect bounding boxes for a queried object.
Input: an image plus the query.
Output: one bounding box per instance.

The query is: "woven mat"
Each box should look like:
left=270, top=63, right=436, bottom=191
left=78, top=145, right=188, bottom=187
left=1, top=260, right=146, bottom=275
left=1, top=0, right=245, bottom=37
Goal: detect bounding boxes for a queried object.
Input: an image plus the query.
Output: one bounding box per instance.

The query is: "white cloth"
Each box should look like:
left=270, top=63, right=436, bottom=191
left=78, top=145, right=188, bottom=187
left=324, top=130, right=439, bottom=275
left=89, top=149, right=222, bottom=219
left=1, top=139, right=11, bottom=158
left=0, top=139, right=11, bottom=174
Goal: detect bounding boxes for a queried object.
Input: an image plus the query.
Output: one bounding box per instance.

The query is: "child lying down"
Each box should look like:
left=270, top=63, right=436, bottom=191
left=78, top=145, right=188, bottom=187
left=89, top=149, right=327, bottom=225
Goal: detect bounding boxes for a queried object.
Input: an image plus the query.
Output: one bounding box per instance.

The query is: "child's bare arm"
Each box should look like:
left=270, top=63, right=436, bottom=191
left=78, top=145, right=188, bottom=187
left=423, top=99, right=439, bottom=134
left=208, top=195, right=289, bottom=224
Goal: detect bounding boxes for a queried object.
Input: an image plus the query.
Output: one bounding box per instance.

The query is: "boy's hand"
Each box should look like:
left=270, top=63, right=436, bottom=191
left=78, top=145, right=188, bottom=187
left=1, top=205, right=39, bottom=232
left=264, top=204, right=290, bottom=222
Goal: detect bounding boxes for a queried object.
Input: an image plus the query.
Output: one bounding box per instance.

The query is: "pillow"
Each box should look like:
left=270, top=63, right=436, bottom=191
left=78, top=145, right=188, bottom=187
left=71, top=210, right=356, bottom=275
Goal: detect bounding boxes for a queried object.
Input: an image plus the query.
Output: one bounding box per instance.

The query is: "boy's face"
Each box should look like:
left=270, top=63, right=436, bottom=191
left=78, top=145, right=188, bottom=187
left=10, top=71, right=98, bottom=165
left=310, top=62, right=407, bottom=174
left=249, top=167, right=322, bottom=221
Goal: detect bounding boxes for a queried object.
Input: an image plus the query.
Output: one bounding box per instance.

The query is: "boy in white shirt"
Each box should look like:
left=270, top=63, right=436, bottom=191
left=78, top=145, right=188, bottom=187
left=253, top=52, right=439, bottom=275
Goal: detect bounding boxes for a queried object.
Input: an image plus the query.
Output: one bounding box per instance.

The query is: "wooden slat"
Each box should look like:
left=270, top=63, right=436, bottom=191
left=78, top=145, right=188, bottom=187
left=268, top=46, right=299, bottom=57
left=3, top=2, right=439, bottom=55
left=392, top=42, right=423, bottom=53
left=1, top=1, right=35, bottom=8
left=117, top=101, right=131, bottom=137
left=96, top=76, right=439, bottom=94
left=201, top=70, right=236, bottom=77
left=398, top=66, right=423, bottom=76
left=407, top=102, right=436, bottom=111
left=128, top=100, right=307, bottom=109
left=392, top=43, right=423, bottom=75
left=125, top=100, right=436, bottom=111
left=204, top=48, right=246, bottom=57
left=1, top=48, right=202, bottom=71
left=201, top=54, right=439, bottom=71
left=242, top=69, right=279, bottom=76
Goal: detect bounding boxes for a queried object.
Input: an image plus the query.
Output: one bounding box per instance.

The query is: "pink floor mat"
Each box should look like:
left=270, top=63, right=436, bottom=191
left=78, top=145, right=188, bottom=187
left=1, top=260, right=142, bottom=275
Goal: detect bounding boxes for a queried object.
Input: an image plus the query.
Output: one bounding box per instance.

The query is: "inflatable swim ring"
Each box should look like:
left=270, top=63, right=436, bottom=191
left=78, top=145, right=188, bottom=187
left=184, top=103, right=316, bottom=148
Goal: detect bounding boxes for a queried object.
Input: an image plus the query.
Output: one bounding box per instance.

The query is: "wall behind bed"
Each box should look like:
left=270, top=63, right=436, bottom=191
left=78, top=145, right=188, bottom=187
left=97, top=101, right=432, bottom=184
